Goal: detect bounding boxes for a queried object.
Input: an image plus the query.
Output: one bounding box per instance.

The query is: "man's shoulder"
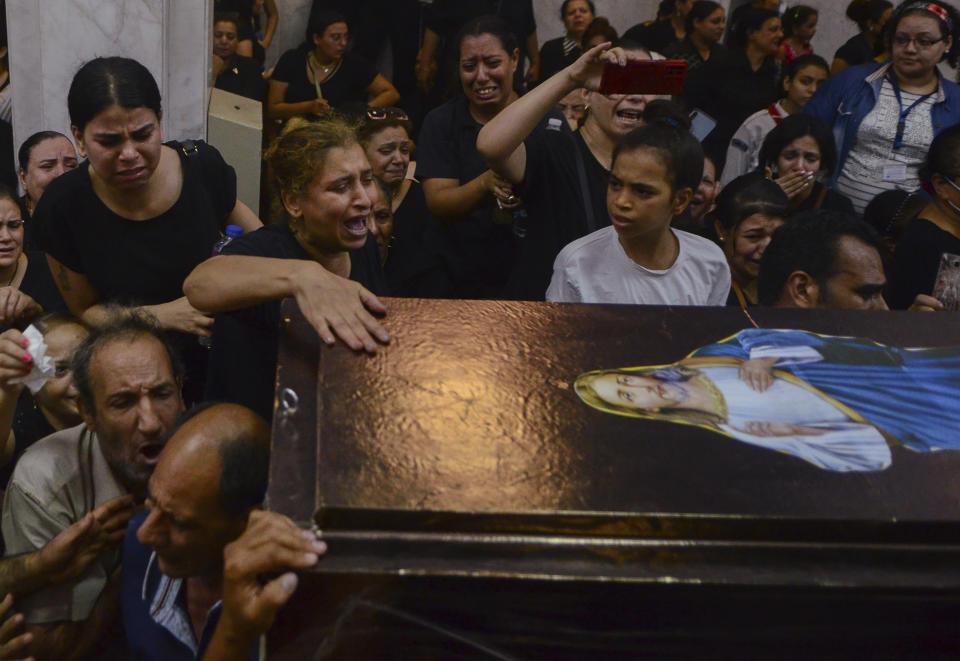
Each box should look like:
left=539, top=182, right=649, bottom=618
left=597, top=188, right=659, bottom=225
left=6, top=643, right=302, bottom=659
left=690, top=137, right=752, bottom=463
left=9, top=424, right=91, bottom=499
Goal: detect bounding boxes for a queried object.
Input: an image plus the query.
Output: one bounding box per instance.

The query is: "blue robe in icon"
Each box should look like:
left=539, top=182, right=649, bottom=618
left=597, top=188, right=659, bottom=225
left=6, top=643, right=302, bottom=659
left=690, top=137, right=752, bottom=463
left=690, top=328, right=960, bottom=454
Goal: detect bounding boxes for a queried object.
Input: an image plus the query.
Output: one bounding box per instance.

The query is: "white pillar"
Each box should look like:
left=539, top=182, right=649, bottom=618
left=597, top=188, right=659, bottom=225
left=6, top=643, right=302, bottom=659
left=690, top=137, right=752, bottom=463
left=6, top=0, right=212, bottom=160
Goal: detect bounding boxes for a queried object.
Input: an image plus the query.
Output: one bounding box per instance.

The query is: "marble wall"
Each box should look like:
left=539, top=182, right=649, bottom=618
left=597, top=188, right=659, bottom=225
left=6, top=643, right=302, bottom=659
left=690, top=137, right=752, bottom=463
left=7, top=0, right=212, bottom=158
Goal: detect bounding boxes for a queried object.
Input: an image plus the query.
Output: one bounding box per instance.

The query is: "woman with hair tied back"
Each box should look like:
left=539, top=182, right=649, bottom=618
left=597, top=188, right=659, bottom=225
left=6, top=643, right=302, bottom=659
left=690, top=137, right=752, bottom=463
left=418, top=15, right=546, bottom=299
left=663, top=1, right=727, bottom=72
left=17, top=130, right=78, bottom=252
left=185, top=117, right=389, bottom=421
left=804, top=0, right=960, bottom=216
left=32, top=56, right=262, bottom=403
left=833, top=0, right=894, bottom=74
left=267, top=9, right=399, bottom=122
left=887, top=124, right=960, bottom=310
left=17, top=131, right=78, bottom=220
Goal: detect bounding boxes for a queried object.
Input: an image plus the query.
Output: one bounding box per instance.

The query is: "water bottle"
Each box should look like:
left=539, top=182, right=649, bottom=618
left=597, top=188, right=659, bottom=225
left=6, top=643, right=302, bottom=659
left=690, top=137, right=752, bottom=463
left=211, top=224, right=243, bottom=256
left=200, top=224, right=244, bottom=348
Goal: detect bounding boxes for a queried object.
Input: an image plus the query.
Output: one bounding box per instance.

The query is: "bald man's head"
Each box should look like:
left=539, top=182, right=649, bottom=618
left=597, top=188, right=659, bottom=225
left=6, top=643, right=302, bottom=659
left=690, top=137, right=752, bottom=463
left=138, top=403, right=271, bottom=579
left=169, top=402, right=271, bottom=517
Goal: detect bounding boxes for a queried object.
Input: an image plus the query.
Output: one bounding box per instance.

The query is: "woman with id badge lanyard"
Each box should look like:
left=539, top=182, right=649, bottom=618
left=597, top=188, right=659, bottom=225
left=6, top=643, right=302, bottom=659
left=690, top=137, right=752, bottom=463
left=803, top=0, right=960, bottom=216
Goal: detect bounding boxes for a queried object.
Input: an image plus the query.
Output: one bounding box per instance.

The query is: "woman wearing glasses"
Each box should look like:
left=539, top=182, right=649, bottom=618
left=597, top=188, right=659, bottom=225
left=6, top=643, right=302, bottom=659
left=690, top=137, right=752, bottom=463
left=803, top=0, right=960, bottom=215
left=267, top=9, right=399, bottom=121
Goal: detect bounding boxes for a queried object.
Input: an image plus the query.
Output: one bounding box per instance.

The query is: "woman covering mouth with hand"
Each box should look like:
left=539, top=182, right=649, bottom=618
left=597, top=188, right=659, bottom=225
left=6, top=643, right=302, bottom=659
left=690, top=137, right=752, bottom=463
left=184, top=117, right=389, bottom=422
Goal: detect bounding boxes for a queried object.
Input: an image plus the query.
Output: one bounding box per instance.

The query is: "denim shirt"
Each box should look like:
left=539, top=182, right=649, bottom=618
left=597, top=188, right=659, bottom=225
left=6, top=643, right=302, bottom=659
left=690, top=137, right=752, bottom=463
left=801, top=62, right=960, bottom=187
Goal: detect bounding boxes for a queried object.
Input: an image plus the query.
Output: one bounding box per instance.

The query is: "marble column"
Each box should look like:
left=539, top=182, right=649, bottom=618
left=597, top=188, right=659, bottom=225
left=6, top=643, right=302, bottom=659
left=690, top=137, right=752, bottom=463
left=7, top=0, right=212, bottom=158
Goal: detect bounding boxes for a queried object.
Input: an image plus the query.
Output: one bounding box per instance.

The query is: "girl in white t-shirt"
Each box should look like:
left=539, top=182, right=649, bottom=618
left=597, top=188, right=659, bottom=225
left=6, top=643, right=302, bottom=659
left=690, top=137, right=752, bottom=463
left=545, top=120, right=730, bottom=305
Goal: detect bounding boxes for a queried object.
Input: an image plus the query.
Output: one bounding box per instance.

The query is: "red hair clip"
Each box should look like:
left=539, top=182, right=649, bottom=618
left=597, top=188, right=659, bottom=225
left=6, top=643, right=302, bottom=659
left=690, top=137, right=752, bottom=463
left=926, top=2, right=950, bottom=23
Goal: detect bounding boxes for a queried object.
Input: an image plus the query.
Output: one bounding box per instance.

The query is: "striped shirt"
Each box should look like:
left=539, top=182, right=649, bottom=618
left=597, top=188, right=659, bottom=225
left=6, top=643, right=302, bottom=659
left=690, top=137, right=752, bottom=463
left=836, top=78, right=934, bottom=215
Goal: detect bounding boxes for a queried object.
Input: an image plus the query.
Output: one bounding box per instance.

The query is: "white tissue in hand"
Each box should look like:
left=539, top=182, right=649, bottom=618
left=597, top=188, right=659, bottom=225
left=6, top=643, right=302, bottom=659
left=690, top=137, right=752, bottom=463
left=10, top=325, right=55, bottom=393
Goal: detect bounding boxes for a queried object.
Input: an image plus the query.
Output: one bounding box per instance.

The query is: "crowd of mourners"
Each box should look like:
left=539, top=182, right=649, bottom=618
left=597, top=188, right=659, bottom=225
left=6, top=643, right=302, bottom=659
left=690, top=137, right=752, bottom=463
left=0, top=0, right=955, bottom=658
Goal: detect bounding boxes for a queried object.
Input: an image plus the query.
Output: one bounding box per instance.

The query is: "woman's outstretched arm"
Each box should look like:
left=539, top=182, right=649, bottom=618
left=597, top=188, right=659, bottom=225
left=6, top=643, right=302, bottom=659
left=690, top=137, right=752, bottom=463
left=184, top=255, right=389, bottom=353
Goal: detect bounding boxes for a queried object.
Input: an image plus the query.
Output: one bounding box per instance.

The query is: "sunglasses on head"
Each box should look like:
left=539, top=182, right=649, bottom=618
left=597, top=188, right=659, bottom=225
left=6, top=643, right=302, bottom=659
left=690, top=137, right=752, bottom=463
left=366, top=107, right=409, bottom=121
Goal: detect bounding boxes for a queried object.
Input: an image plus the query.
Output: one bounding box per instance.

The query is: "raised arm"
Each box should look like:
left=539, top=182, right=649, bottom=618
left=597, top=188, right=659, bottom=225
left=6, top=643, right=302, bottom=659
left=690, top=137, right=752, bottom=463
left=46, top=255, right=213, bottom=337
left=183, top=255, right=389, bottom=353
left=477, top=43, right=626, bottom=185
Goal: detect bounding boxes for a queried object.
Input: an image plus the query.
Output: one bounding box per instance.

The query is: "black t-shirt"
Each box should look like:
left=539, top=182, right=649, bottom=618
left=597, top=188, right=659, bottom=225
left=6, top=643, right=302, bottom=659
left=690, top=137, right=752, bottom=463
left=215, top=55, right=266, bottom=102
left=383, top=180, right=453, bottom=298
left=205, top=223, right=386, bottom=421
left=34, top=140, right=236, bottom=305
left=835, top=33, right=874, bottom=68
left=887, top=218, right=960, bottom=309
left=683, top=49, right=780, bottom=172
left=272, top=47, right=378, bottom=111
left=624, top=20, right=679, bottom=55
left=33, top=140, right=237, bottom=405
left=416, top=95, right=517, bottom=298
left=20, top=250, right=66, bottom=317
left=504, top=113, right=612, bottom=300
left=663, top=38, right=725, bottom=73
left=537, top=37, right=580, bottom=86
left=507, top=111, right=598, bottom=300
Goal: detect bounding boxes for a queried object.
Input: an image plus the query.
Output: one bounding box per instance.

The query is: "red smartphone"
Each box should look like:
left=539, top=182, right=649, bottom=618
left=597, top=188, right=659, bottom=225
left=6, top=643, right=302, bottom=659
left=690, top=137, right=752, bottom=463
left=598, top=59, right=688, bottom=96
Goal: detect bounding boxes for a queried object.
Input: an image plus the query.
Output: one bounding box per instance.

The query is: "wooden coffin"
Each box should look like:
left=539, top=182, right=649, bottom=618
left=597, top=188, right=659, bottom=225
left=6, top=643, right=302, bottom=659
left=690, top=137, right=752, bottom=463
left=266, top=299, right=960, bottom=659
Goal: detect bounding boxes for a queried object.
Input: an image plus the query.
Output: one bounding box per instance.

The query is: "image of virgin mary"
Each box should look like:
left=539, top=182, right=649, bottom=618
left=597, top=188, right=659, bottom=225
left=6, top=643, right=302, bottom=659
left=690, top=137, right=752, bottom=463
left=575, top=328, right=960, bottom=473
